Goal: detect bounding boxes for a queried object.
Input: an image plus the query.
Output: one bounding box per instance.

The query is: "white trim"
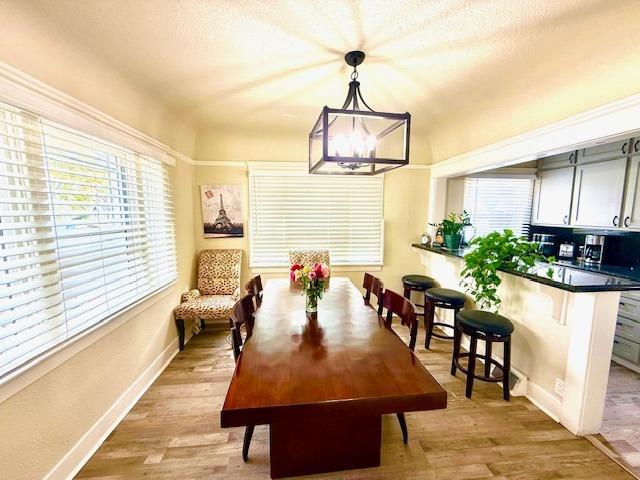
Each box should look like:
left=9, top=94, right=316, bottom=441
left=0, top=283, right=176, bottom=404
left=44, top=338, right=179, bottom=480
left=0, top=60, right=195, bottom=166
left=527, top=381, right=562, bottom=422
left=430, top=93, right=640, bottom=179
left=193, top=160, right=247, bottom=168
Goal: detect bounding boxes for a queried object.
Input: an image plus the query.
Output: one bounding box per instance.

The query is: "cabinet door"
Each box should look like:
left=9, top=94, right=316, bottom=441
left=578, top=138, right=632, bottom=164
left=571, top=157, right=627, bottom=227
left=540, top=150, right=577, bottom=170
left=623, top=156, right=640, bottom=229
left=532, top=166, right=574, bottom=225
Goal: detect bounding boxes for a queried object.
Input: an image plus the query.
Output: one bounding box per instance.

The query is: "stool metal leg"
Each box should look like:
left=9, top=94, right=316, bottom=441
left=503, top=337, right=511, bottom=401
left=465, top=335, right=478, bottom=399
left=424, top=298, right=435, bottom=349
left=451, top=323, right=461, bottom=376
left=484, top=340, right=492, bottom=378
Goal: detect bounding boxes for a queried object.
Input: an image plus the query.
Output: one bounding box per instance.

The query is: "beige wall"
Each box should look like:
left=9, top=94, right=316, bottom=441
left=192, top=162, right=430, bottom=301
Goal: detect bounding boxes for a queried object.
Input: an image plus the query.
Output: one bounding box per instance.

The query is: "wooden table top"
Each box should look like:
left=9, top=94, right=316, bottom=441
left=220, top=277, right=447, bottom=427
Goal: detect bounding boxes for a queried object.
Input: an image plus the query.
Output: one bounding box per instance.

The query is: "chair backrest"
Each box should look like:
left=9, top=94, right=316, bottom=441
left=230, top=293, right=256, bottom=348
left=245, top=275, right=263, bottom=308
left=382, top=289, right=418, bottom=351
left=197, top=249, right=242, bottom=295
left=229, top=323, right=241, bottom=361
left=363, top=273, right=384, bottom=316
left=289, top=249, right=330, bottom=270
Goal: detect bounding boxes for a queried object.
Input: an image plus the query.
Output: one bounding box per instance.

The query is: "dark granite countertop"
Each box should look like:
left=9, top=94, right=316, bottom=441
left=412, top=243, right=640, bottom=293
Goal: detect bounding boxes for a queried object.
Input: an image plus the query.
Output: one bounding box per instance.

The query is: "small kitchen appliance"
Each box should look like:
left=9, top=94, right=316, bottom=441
left=533, top=233, right=556, bottom=257
left=558, top=242, right=575, bottom=260
left=584, top=234, right=606, bottom=265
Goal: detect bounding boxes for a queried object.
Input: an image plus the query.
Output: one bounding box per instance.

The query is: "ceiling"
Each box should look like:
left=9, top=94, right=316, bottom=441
left=14, top=0, right=640, bottom=157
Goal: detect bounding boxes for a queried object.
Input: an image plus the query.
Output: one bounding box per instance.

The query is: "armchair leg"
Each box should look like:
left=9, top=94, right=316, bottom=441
left=175, top=318, right=185, bottom=351
left=200, top=319, right=206, bottom=330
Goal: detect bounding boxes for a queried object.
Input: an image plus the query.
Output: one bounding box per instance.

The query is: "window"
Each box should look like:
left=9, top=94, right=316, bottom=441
left=249, top=167, right=383, bottom=267
left=463, top=176, right=534, bottom=238
left=0, top=101, right=176, bottom=378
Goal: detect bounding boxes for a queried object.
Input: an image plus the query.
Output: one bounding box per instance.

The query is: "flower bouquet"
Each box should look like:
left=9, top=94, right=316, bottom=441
left=289, top=262, right=330, bottom=313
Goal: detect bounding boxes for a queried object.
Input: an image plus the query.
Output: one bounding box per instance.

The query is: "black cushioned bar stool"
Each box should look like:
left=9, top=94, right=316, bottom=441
left=451, top=310, right=514, bottom=400
left=424, top=288, right=466, bottom=349
left=401, top=275, right=436, bottom=321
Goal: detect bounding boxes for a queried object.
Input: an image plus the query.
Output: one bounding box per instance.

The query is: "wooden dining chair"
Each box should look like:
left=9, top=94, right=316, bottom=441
left=245, top=275, right=263, bottom=308
left=381, top=288, right=418, bottom=444
left=362, top=273, right=384, bottom=316
left=229, top=294, right=256, bottom=462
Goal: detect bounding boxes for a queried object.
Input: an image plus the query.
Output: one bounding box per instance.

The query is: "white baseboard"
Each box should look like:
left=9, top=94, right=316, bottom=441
left=612, top=354, right=640, bottom=374
left=527, top=381, right=562, bottom=422
left=44, top=338, right=180, bottom=480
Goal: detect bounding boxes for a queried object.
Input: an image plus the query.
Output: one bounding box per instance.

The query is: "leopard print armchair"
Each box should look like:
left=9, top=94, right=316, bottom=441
left=289, top=249, right=331, bottom=269
left=174, top=249, right=242, bottom=350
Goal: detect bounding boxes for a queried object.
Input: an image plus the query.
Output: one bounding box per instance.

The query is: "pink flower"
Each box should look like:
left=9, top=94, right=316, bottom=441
left=320, top=263, right=330, bottom=278
left=308, top=270, right=317, bottom=280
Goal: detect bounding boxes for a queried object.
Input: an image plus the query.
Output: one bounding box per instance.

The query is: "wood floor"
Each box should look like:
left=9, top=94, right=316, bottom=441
left=77, top=326, right=631, bottom=480
left=591, top=362, right=640, bottom=478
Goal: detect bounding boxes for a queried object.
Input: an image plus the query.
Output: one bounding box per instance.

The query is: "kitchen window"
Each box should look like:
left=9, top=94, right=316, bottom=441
left=0, top=101, right=176, bottom=378
left=248, top=166, right=384, bottom=267
left=463, top=176, right=535, bottom=238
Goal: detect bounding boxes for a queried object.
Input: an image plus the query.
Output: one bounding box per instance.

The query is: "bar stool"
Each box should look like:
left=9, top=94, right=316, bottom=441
left=401, top=274, right=436, bottom=321
left=451, top=310, right=514, bottom=400
left=423, top=288, right=466, bottom=349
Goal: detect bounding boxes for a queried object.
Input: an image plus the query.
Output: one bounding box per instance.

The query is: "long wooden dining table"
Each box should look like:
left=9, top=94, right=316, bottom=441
left=220, top=277, right=447, bottom=478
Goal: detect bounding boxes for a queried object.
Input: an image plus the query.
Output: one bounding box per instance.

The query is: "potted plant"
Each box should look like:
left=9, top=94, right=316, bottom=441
left=460, top=229, right=554, bottom=311
left=290, top=262, right=330, bottom=313
left=431, top=211, right=471, bottom=250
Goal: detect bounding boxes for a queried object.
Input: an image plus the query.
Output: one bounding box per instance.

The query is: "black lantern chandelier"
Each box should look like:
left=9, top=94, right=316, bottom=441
left=309, top=51, right=411, bottom=175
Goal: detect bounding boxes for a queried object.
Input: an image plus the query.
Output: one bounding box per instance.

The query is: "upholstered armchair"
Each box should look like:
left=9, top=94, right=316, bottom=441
left=289, top=249, right=331, bottom=268
left=174, top=249, right=242, bottom=350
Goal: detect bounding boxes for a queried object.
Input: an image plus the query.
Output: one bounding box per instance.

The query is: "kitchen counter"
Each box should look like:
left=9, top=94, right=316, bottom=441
left=412, top=244, right=640, bottom=292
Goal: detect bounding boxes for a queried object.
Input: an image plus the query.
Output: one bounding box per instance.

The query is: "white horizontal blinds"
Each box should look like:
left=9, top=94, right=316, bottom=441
left=0, top=101, right=176, bottom=377
left=463, top=177, right=534, bottom=238
left=250, top=172, right=383, bottom=267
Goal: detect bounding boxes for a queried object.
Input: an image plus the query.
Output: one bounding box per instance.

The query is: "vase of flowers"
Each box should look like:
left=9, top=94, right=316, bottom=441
left=290, top=262, right=330, bottom=313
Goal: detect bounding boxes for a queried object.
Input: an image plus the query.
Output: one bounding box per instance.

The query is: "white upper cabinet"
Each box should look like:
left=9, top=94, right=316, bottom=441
left=540, top=150, right=577, bottom=170
left=571, top=157, right=627, bottom=227
left=577, top=139, right=632, bottom=164
left=532, top=166, right=574, bottom=225
left=623, top=155, right=640, bottom=229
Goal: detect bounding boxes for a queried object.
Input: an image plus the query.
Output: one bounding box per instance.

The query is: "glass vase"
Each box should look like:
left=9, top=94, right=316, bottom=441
left=305, top=293, right=318, bottom=313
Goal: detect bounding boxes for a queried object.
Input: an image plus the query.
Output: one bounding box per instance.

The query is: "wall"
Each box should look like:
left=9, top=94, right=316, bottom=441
left=192, top=162, right=430, bottom=305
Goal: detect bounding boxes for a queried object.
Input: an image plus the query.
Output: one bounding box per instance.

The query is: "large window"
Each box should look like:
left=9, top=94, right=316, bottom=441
left=463, top=176, right=534, bottom=238
left=0, top=101, right=176, bottom=377
left=249, top=168, right=383, bottom=267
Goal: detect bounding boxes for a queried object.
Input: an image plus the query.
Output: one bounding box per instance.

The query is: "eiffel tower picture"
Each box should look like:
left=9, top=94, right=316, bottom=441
left=200, top=185, right=244, bottom=238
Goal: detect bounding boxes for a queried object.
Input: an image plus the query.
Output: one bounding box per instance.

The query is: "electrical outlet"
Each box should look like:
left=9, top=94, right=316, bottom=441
left=555, top=378, right=565, bottom=397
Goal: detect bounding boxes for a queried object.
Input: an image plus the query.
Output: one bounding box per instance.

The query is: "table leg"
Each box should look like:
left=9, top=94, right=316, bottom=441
left=269, top=415, right=381, bottom=478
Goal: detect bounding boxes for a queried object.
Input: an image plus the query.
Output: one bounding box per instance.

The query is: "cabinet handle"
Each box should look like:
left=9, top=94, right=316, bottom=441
left=625, top=216, right=631, bottom=227
left=568, top=152, right=574, bottom=163
left=620, top=302, right=626, bottom=306
left=617, top=322, right=623, bottom=326
left=563, top=215, right=568, bottom=225
left=623, top=142, right=628, bottom=154
left=635, top=140, right=639, bottom=153
left=613, top=215, right=619, bottom=226
left=614, top=340, right=620, bottom=344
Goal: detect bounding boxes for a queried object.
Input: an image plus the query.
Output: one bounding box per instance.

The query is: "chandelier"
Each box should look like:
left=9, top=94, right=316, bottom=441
left=309, top=51, right=411, bottom=175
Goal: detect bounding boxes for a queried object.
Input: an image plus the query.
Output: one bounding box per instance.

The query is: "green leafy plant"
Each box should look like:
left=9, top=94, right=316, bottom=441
left=460, top=229, right=555, bottom=312
left=430, top=211, right=471, bottom=236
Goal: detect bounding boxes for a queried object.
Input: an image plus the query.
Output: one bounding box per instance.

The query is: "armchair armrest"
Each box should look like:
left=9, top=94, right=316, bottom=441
left=231, top=286, right=241, bottom=301
left=181, top=289, right=200, bottom=303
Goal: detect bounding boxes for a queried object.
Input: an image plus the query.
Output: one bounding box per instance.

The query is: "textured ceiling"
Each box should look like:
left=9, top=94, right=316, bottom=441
left=13, top=0, right=640, bottom=157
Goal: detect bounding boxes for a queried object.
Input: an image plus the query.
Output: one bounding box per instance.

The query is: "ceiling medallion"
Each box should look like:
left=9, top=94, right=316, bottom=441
left=309, top=51, right=411, bottom=175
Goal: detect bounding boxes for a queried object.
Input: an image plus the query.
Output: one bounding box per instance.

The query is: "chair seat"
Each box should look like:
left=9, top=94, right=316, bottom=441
left=174, top=295, right=236, bottom=321
left=401, top=274, right=435, bottom=290
left=457, top=310, right=514, bottom=336
left=425, top=288, right=466, bottom=307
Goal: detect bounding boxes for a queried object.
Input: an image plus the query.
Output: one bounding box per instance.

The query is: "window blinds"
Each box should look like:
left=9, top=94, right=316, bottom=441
left=249, top=171, right=384, bottom=267
left=0, top=101, right=176, bottom=377
left=463, top=176, right=534, bottom=238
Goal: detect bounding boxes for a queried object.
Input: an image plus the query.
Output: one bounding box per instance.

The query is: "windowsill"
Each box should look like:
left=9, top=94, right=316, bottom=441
left=0, top=281, right=176, bottom=404
left=251, top=265, right=383, bottom=273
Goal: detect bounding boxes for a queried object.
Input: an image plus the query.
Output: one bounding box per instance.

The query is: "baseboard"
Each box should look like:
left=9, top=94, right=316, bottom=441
left=44, top=338, right=180, bottom=480
left=612, top=354, right=640, bottom=374
left=527, top=380, right=562, bottom=422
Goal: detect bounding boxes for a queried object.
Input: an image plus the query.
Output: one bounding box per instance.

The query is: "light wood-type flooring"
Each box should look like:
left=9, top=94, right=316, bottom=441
left=77, top=326, right=631, bottom=479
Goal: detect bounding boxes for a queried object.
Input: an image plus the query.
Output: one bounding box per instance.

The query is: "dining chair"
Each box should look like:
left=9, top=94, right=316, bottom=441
left=362, top=273, right=384, bottom=316
left=245, top=275, right=263, bottom=308
left=229, top=294, right=256, bottom=462
left=289, top=249, right=331, bottom=269
left=381, top=288, right=418, bottom=444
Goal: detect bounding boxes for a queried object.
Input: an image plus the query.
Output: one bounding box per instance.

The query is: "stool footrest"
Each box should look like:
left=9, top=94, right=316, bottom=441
left=453, top=353, right=505, bottom=383
left=431, top=322, right=455, bottom=340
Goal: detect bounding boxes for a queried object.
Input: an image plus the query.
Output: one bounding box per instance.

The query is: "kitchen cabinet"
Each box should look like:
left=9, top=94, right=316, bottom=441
left=577, top=138, right=633, bottom=164
left=622, top=155, right=640, bottom=229
left=613, top=291, right=640, bottom=372
left=532, top=166, right=574, bottom=225
left=571, top=157, right=627, bottom=227
left=539, top=150, right=577, bottom=170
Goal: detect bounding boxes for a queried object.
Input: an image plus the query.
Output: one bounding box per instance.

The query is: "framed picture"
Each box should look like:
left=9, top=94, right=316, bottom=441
left=200, top=184, right=244, bottom=238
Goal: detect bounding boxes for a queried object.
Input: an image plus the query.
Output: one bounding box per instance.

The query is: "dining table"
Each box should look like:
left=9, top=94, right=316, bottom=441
left=220, top=277, right=447, bottom=478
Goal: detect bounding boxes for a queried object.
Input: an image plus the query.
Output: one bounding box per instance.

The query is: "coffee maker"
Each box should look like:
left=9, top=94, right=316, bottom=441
left=584, top=234, right=606, bottom=265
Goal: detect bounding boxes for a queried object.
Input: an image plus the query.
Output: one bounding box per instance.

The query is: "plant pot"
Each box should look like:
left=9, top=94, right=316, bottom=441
left=444, top=233, right=462, bottom=250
